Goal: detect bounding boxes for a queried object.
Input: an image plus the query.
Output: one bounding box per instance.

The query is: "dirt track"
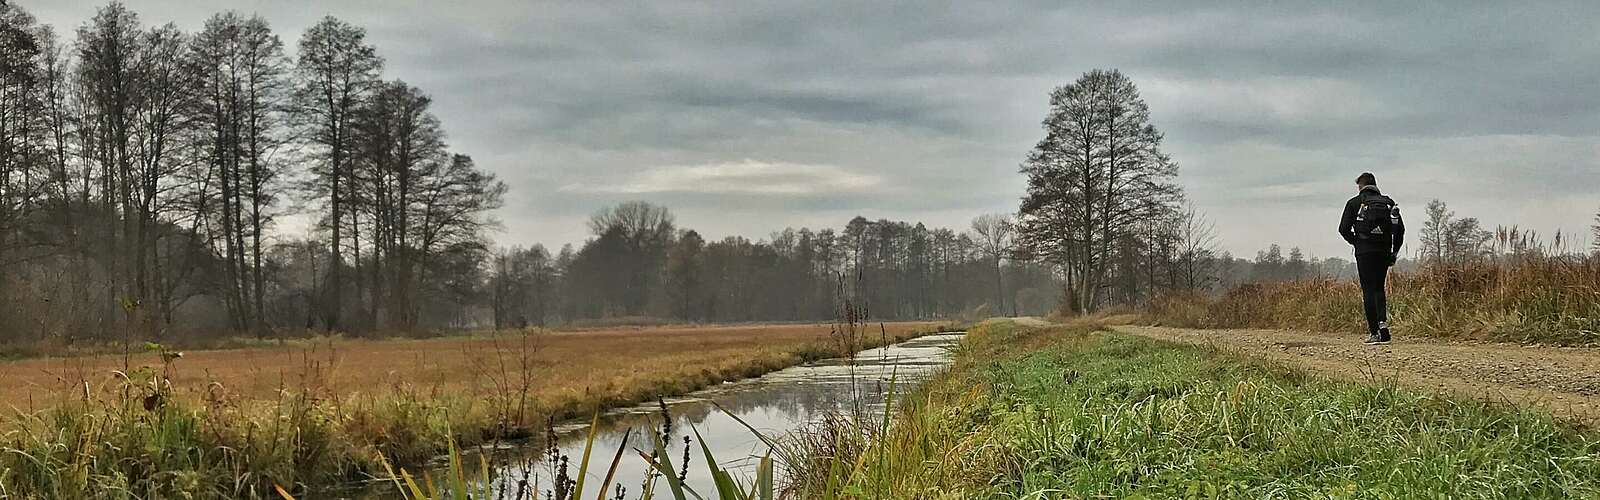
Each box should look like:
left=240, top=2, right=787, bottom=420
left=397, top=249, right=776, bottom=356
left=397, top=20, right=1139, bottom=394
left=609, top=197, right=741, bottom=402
left=1111, top=325, right=1600, bottom=427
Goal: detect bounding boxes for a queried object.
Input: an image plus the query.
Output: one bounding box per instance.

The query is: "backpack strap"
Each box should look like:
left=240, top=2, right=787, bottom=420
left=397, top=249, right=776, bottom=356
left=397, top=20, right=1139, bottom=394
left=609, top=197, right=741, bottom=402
left=1361, top=193, right=1394, bottom=207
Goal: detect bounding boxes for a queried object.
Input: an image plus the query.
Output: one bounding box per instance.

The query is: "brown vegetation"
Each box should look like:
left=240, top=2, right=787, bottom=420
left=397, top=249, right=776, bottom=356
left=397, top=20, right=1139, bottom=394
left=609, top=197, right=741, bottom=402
left=1148, top=252, right=1600, bottom=345
left=0, top=321, right=950, bottom=497
left=0, top=321, right=945, bottom=410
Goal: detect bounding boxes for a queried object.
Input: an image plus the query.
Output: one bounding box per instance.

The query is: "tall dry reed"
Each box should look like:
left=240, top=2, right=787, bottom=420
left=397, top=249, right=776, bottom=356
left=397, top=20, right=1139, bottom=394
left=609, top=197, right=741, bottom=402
left=1149, top=253, right=1600, bottom=344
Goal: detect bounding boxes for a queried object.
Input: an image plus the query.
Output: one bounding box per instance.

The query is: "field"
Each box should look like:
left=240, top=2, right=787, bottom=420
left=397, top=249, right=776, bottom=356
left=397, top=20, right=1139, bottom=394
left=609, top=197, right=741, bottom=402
left=0, top=322, right=942, bottom=409
left=0, top=321, right=949, bottom=498
left=782, top=319, right=1600, bottom=498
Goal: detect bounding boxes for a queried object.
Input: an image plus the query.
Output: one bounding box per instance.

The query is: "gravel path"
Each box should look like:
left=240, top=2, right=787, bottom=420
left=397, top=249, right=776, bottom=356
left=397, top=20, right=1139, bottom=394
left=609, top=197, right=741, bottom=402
left=1112, top=325, right=1600, bottom=426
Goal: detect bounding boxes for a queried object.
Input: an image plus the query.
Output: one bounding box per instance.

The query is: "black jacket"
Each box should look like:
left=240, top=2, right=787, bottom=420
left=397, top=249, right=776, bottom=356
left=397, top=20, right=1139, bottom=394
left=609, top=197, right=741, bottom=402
left=1339, top=186, right=1405, bottom=257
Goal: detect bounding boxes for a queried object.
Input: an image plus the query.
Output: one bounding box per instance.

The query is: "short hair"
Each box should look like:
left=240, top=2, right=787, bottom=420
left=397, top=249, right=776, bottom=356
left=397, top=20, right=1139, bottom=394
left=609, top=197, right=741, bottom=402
left=1355, top=172, right=1377, bottom=186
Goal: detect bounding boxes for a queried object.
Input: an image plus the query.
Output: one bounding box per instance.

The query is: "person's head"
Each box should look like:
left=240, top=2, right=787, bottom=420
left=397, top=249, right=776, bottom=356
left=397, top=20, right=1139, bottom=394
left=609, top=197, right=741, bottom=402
left=1355, top=172, right=1377, bottom=189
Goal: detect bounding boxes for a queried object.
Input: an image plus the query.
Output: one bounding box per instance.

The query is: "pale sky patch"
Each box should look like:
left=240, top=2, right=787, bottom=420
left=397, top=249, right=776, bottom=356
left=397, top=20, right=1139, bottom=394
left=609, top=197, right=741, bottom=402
left=563, top=160, right=886, bottom=196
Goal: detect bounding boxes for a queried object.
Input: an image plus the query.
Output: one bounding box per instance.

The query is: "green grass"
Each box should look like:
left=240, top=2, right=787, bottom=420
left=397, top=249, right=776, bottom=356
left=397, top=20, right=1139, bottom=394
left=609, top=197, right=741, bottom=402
left=795, top=320, right=1600, bottom=498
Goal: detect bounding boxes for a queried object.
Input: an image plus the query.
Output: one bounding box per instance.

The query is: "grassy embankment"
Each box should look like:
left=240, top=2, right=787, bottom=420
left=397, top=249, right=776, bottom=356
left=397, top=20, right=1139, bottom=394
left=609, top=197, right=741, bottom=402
left=1150, top=254, right=1600, bottom=345
left=0, top=321, right=952, bottom=499
left=787, top=320, right=1600, bottom=498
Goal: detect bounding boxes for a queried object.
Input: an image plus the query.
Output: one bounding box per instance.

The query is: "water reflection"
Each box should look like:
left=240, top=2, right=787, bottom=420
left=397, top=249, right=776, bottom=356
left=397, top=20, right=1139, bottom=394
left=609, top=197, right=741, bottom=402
left=354, top=333, right=963, bottom=499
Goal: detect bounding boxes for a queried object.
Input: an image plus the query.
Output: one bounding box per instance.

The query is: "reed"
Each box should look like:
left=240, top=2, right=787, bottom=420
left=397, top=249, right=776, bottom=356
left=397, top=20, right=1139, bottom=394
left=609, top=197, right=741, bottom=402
left=1149, top=252, right=1600, bottom=344
left=276, top=407, right=779, bottom=500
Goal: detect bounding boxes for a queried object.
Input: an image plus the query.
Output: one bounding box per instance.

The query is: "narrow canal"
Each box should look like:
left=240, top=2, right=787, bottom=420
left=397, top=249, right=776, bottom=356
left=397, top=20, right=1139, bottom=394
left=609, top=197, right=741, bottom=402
left=357, top=332, right=964, bottom=499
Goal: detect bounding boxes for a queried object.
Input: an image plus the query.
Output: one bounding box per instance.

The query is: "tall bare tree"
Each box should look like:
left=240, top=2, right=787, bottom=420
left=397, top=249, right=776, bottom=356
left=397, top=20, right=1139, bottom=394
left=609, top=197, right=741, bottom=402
left=189, top=12, right=288, bottom=333
left=1173, top=204, right=1218, bottom=290
left=37, top=24, right=74, bottom=228
left=1420, top=199, right=1490, bottom=265
left=969, top=213, right=1014, bottom=315
left=352, top=81, right=503, bottom=330
left=293, top=16, right=381, bottom=331
left=75, top=4, right=197, bottom=331
left=352, top=79, right=440, bottom=328
left=0, top=4, right=47, bottom=269
left=1420, top=199, right=1450, bottom=264
left=1017, top=69, right=1181, bottom=313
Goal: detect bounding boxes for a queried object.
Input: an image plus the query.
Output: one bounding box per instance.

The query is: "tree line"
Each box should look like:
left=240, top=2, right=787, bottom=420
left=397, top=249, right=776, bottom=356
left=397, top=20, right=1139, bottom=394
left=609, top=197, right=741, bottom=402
left=487, top=202, right=1060, bottom=327
left=0, top=3, right=505, bottom=342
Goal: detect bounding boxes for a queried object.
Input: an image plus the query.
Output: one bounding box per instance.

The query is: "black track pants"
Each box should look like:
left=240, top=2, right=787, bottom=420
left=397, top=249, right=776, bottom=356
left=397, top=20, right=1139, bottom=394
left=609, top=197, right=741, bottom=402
left=1355, top=252, right=1391, bottom=336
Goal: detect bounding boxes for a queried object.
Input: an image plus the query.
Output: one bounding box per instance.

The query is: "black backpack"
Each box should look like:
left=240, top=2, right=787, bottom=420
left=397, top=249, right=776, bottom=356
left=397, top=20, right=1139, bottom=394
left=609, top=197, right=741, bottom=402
left=1354, top=194, right=1399, bottom=240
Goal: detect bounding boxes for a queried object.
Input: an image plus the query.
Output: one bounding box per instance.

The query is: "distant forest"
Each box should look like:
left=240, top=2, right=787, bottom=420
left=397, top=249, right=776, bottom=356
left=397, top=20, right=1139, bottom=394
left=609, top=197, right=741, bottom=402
left=490, top=203, right=1059, bottom=328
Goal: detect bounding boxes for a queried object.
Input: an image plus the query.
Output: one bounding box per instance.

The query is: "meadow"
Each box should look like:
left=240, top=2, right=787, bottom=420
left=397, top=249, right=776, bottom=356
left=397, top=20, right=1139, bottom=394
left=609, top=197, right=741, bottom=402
left=0, top=321, right=949, bottom=499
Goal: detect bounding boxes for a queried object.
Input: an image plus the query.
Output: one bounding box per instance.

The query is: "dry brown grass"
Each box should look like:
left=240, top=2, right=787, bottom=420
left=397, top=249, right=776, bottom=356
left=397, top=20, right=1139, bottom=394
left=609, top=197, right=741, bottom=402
left=0, top=321, right=946, bottom=413
left=1146, top=253, right=1600, bottom=345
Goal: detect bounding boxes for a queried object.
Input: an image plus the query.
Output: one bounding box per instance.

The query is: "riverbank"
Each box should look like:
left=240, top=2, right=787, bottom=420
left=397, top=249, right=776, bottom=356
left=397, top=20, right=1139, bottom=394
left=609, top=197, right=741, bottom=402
left=0, top=321, right=954, bottom=499
left=795, top=319, right=1600, bottom=497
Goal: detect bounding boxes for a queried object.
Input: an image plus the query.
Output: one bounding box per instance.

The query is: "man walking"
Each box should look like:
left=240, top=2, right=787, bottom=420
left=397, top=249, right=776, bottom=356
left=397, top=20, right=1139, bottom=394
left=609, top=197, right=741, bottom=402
left=1339, top=172, right=1404, bottom=345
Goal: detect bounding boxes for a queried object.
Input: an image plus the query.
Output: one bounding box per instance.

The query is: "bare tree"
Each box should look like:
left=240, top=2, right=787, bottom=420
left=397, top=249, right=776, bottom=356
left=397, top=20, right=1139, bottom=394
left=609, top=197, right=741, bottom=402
left=293, top=16, right=382, bottom=331
left=189, top=12, right=289, bottom=333
left=586, top=201, right=674, bottom=315
left=408, top=153, right=503, bottom=327
left=1173, top=204, right=1219, bottom=290
left=0, top=4, right=48, bottom=269
left=588, top=200, right=675, bottom=245
left=968, top=213, right=1013, bottom=315
left=349, top=81, right=504, bottom=330
left=1017, top=69, right=1181, bottom=313
left=75, top=5, right=199, bottom=332
left=1420, top=199, right=1450, bottom=265
left=1421, top=199, right=1490, bottom=265
left=1447, top=218, right=1491, bottom=263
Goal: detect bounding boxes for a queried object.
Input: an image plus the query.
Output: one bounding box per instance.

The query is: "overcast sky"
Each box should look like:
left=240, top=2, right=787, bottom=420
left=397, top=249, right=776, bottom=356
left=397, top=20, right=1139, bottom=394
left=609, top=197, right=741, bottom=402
left=27, top=1, right=1600, bottom=258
